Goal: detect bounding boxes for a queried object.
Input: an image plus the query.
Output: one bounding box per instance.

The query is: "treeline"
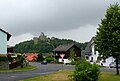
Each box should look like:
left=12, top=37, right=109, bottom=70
left=14, top=37, right=88, bottom=53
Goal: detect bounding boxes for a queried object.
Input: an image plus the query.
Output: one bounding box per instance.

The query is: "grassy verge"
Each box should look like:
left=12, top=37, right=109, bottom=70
left=99, top=72, right=120, bottom=81
left=20, top=70, right=73, bottom=81
left=0, top=65, right=36, bottom=72
left=21, top=70, right=120, bottom=81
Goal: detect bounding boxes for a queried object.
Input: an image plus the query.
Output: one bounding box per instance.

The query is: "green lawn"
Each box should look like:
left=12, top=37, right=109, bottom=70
left=20, top=70, right=72, bottom=81
left=0, top=65, right=36, bottom=72
left=20, top=70, right=120, bottom=81
left=99, top=72, right=120, bottom=81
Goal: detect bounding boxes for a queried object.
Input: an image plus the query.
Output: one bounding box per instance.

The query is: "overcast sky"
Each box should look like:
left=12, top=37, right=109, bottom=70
left=0, top=0, right=119, bottom=46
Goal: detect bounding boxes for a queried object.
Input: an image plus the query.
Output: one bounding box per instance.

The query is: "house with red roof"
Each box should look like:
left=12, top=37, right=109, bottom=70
left=25, top=53, right=38, bottom=62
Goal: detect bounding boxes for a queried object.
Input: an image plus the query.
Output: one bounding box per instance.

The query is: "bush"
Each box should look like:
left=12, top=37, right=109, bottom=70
left=0, top=56, right=8, bottom=61
left=45, top=57, right=54, bottom=63
left=71, top=59, right=100, bottom=81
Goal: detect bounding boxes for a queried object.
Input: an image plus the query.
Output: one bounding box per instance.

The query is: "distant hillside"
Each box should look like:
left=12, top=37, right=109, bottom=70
left=14, top=32, right=88, bottom=53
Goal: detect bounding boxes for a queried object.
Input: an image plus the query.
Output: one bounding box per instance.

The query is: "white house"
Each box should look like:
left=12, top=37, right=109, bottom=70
left=0, top=28, right=11, bottom=54
left=84, top=37, right=115, bottom=66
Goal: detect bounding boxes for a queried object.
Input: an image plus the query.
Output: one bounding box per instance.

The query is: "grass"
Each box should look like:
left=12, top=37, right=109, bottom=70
left=0, top=65, right=36, bottom=72
left=99, top=72, right=120, bottom=81
left=20, top=70, right=73, bottom=81
left=20, top=70, right=120, bottom=81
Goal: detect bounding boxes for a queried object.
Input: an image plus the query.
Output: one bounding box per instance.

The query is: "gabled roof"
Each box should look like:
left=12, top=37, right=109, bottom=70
left=53, top=44, right=81, bottom=52
left=0, top=28, right=11, bottom=41
left=84, top=37, right=95, bottom=55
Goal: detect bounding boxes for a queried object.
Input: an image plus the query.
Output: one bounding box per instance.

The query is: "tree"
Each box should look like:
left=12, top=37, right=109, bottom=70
left=95, top=3, right=120, bottom=75
left=69, top=48, right=75, bottom=63
left=37, top=53, right=44, bottom=62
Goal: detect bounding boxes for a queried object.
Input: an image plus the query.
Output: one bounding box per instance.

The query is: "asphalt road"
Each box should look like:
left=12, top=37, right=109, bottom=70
left=0, top=62, right=74, bottom=81
left=0, top=62, right=119, bottom=81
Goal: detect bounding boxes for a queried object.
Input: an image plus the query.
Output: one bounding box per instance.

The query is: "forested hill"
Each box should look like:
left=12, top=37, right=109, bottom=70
left=14, top=32, right=88, bottom=53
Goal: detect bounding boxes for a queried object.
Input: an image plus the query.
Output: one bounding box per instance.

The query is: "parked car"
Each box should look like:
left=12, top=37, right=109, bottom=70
left=41, top=61, right=47, bottom=65
left=109, top=62, right=120, bottom=68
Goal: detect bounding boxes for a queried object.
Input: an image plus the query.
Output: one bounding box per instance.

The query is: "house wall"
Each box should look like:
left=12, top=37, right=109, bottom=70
left=59, top=58, right=71, bottom=64
left=0, top=31, right=7, bottom=54
left=89, top=43, right=115, bottom=66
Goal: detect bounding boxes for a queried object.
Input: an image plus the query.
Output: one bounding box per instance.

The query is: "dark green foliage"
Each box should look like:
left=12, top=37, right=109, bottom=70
left=69, top=48, right=75, bottom=64
left=14, top=37, right=87, bottom=54
left=37, top=54, right=44, bottom=62
left=95, top=3, right=120, bottom=57
left=7, top=54, right=13, bottom=63
left=95, top=3, right=120, bottom=75
left=0, top=56, right=8, bottom=61
left=17, top=55, right=26, bottom=68
left=45, top=57, right=54, bottom=63
left=71, top=59, right=100, bottom=81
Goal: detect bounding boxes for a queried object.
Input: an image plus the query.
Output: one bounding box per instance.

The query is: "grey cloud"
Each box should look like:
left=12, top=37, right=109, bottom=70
left=0, top=0, right=120, bottom=35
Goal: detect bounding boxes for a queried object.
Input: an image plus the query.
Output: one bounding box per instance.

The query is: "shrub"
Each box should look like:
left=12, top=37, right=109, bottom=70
left=0, top=56, right=8, bottom=61
left=45, top=57, right=54, bottom=63
left=71, top=59, right=100, bottom=81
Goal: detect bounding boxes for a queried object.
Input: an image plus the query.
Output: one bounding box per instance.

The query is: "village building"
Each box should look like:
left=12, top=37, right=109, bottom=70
left=53, top=44, right=81, bottom=64
left=84, top=37, right=115, bottom=66
left=0, top=28, right=12, bottom=69
left=25, top=53, right=38, bottom=62
left=0, top=28, right=11, bottom=54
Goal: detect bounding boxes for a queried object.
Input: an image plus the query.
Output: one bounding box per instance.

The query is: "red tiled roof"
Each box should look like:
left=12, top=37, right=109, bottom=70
left=24, top=53, right=38, bottom=61
left=0, top=54, right=8, bottom=57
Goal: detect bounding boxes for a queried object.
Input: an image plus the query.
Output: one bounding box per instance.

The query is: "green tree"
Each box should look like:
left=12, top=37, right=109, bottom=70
left=95, top=3, right=120, bottom=75
left=37, top=54, right=44, bottom=62
left=14, top=37, right=87, bottom=54
left=69, top=48, right=75, bottom=63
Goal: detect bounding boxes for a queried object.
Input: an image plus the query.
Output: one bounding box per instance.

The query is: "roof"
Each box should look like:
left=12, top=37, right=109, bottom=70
left=0, top=54, right=8, bottom=57
left=25, top=53, right=38, bottom=61
left=53, top=44, right=80, bottom=52
left=0, top=28, right=11, bottom=41
left=84, top=37, right=95, bottom=55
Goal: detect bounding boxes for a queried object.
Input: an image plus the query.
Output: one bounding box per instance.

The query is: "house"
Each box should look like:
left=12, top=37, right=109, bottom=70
left=53, top=44, right=81, bottom=63
left=84, top=37, right=115, bottom=66
left=7, top=45, right=14, bottom=53
left=0, top=28, right=11, bottom=69
left=0, top=28, right=11, bottom=54
left=25, top=53, right=38, bottom=62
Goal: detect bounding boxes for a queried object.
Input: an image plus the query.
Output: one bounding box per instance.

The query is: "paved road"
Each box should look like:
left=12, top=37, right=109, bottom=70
left=0, top=62, right=74, bottom=81
left=0, top=62, right=119, bottom=81
left=100, top=67, right=120, bottom=73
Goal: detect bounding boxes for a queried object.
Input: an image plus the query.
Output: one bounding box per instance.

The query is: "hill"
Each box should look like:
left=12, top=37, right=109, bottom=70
left=14, top=32, right=88, bottom=53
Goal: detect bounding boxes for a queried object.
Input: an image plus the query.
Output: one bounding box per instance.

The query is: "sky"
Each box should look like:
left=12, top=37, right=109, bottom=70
left=0, top=0, right=120, bottom=46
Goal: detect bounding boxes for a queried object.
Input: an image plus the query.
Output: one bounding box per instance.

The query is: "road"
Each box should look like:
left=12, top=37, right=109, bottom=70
left=100, top=67, right=120, bottom=73
left=0, top=62, right=119, bottom=81
left=0, top=62, right=74, bottom=81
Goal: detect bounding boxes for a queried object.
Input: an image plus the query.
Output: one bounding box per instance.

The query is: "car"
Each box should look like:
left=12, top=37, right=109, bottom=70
left=41, top=61, right=47, bottom=65
left=109, top=62, right=120, bottom=68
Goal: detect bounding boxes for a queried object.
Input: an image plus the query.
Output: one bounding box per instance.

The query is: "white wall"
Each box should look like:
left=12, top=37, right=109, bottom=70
left=59, top=58, right=71, bottom=64
left=88, top=43, right=115, bottom=66
left=0, top=31, right=7, bottom=54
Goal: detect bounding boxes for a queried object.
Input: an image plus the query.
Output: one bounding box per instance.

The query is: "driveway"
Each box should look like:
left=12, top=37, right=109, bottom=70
left=0, top=62, right=74, bottom=81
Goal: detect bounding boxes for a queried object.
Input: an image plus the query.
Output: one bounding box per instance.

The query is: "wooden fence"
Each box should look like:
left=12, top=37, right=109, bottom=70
left=9, top=61, right=21, bottom=69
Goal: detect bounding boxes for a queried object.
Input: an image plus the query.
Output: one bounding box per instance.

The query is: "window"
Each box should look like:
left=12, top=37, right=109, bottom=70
left=86, top=56, right=89, bottom=60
